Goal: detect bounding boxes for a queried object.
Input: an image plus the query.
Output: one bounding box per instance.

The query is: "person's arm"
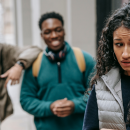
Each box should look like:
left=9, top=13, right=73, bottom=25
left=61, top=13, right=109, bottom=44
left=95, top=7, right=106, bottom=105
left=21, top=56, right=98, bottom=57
left=71, top=51, right=96, bottom=113
left=16, top=46, right=43, bottom=69
left=0, top=44, right=42, bottom=87
left=20, top=66, right=53, bottom=117
left=82, top=51, right=96, bottom=88
left=82, top=86, right=99, bottom=130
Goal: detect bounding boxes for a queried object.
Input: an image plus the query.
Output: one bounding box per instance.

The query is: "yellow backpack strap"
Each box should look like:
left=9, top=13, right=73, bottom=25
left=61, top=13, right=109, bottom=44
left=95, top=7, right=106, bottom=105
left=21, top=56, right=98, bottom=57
left=32, top=52, right=43, bottom=77
left=73, top=47, right=86, bottom=72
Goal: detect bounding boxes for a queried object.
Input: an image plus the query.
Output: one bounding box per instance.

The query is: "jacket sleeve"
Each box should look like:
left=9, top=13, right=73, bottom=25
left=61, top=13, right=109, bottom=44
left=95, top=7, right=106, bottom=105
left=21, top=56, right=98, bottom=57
left=82, top=51, right=96, bottom=88
left=1, top=43, right=43, bottom=71
left=17, top=46, right=43, bottom=69
left=72, top=51, right=96, bottom=113
left=82, top=86, right=99, bottom=130
left=20, top=66, right=53, bottom=117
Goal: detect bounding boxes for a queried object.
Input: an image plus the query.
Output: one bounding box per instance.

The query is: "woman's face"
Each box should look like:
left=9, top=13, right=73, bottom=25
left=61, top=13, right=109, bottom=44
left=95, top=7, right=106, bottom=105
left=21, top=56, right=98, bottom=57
left=113, top=26, right=130, bottom=75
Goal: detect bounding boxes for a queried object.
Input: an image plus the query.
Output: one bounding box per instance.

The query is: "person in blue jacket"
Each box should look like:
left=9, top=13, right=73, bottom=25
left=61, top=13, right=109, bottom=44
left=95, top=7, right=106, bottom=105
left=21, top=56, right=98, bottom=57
left=20, top=12, right=95, bottom=130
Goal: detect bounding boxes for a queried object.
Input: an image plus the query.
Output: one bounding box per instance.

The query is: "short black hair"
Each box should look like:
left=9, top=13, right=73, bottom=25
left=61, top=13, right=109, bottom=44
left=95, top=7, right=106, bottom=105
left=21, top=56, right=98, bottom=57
left=38, top=12, right=64, bottom=30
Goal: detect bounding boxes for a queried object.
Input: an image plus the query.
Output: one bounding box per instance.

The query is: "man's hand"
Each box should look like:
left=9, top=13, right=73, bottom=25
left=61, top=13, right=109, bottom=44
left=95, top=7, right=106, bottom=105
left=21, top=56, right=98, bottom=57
left=0, top=63, right=23, bottom=87
left=50, top=98, right=75, bottom=117
left=50, top=98, right=67, bottom=112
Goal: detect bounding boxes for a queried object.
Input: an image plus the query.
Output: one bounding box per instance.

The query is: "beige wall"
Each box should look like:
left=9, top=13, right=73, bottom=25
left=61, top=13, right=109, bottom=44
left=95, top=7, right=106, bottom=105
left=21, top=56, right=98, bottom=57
left=22, top=0, right=32, bottom=46
left=71, top=0, right=96, bottom=57
left=14, top=0, right=96, bottom=57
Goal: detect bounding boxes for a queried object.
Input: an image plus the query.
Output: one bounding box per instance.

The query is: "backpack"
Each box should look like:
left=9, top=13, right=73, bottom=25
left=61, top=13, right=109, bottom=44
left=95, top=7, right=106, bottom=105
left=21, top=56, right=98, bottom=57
left=32, top=47, right=86, bottom=77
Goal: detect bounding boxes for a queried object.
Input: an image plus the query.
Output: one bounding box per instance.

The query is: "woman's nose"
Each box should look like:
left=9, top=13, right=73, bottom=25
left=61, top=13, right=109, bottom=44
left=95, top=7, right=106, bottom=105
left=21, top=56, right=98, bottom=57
left=122, top=47, right=130, bottom=59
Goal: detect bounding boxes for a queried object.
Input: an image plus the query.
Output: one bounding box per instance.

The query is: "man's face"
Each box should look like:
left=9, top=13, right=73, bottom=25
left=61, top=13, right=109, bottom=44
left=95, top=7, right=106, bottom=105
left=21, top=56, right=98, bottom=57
left=41, top=18, right=65, bottom=51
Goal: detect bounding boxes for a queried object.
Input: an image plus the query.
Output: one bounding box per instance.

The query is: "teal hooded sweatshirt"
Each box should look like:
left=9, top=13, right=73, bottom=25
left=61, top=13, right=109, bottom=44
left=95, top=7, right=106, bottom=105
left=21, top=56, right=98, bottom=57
left=20, top=42, right=95, bottom=130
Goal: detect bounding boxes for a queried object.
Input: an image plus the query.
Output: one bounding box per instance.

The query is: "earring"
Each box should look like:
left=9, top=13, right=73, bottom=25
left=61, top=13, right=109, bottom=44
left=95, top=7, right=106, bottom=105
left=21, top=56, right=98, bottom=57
left=113, top=52, right=117, bottom=61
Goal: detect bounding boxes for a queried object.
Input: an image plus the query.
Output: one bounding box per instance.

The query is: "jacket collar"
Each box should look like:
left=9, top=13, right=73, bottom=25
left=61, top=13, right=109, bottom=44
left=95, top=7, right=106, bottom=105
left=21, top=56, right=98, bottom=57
left=101, top=67, right=124, bottom=114
left=101, top=67, right=120, bottom=89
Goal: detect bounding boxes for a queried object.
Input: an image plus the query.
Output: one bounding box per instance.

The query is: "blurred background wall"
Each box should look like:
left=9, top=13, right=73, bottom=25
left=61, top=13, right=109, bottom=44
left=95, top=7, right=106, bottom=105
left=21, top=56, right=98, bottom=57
left=1, top=0, right=96, bottom=57
left=0, top=0, right=129, bottom=130
left=1, top=0, right=129, bottom=57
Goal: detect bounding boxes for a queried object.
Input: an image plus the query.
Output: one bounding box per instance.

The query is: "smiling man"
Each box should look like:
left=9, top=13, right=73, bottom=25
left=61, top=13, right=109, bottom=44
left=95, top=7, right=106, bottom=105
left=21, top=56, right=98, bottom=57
left=20, top=12, right=95, bottom=130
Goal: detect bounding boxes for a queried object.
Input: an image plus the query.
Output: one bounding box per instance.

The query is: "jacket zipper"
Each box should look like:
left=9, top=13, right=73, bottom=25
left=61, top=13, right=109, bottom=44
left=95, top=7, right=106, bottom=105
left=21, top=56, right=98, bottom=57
left=57, top=62, right=61, bottom=83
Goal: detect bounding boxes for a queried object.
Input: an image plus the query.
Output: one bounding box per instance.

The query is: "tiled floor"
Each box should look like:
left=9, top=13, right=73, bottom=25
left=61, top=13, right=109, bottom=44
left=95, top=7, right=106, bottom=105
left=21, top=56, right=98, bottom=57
left=1, top=78, right=36, bottom=130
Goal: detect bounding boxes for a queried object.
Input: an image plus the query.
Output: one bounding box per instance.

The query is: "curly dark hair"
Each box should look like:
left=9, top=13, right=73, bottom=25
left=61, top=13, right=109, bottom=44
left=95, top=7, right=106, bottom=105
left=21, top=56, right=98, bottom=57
left=91, top=2, right=130, bottom=88
left=38, top=12, right=64, bottom=30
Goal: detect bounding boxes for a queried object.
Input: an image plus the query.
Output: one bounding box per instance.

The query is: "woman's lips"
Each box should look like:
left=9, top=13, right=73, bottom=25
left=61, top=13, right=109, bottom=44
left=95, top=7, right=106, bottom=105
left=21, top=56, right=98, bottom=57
left=121, top=61, right=130, bottom=67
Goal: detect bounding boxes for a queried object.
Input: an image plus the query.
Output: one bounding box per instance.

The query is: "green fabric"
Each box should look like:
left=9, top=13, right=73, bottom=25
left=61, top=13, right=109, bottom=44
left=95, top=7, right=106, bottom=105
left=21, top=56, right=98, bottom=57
left=20, top=42, right=95, bottom=130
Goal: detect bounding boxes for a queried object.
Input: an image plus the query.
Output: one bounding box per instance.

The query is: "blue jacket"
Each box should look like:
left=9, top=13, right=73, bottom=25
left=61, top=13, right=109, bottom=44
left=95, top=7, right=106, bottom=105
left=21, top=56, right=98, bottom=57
left=20, top=42, right=95, bottom=130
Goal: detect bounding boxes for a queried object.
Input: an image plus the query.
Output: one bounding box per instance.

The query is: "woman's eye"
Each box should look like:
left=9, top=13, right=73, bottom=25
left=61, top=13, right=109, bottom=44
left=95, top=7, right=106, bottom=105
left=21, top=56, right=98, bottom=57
left=115, top=43, right=123, bottom=47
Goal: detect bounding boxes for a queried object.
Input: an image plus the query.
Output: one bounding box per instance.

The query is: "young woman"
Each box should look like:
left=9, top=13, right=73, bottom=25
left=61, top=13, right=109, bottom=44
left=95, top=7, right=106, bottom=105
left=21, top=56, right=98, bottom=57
left=83, top=2, right=130, bottom=130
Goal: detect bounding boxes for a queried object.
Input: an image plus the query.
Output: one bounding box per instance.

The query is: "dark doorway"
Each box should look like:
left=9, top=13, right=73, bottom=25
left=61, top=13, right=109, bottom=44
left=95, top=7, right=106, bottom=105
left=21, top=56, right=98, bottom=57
left=96, top=0, right=112, bottom=48
left=96, top=0, right=122, bottom=49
